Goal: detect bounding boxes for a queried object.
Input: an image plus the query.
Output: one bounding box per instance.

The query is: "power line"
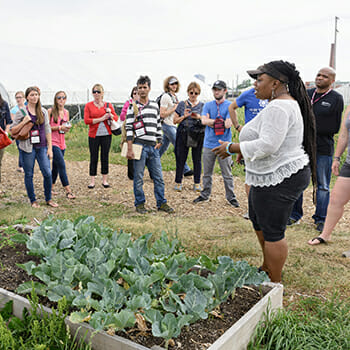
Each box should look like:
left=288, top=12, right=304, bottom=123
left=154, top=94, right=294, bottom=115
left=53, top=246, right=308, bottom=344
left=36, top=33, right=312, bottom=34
left=99, top=17, right=331, bottom=55
left=0, top=16, right=340, bottom=56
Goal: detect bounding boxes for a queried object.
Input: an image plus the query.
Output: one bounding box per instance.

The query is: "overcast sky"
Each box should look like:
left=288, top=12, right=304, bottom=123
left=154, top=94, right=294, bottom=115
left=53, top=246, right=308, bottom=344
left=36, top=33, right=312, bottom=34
left=1, top=0, right=349, bottom=96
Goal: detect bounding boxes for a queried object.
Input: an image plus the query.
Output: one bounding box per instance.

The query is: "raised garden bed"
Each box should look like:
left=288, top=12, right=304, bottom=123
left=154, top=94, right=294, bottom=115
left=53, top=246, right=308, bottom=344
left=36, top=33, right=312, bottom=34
left=0, top=284, right=282, bottom=350
left=0, top=218, right=283, bottom=349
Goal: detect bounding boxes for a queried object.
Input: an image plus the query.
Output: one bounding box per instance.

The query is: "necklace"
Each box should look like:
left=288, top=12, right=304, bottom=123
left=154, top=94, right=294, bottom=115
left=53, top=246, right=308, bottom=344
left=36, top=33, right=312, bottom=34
left=94, top=101, right=104, bottom=108
left=273, top=91, right=290, bottom=99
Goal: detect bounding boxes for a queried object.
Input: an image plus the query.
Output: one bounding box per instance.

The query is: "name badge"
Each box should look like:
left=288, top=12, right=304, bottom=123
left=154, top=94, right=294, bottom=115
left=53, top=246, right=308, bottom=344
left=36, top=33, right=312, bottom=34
left=133, top=120, right=146, bottom=137
left=30, top=130, right=40, bottom=144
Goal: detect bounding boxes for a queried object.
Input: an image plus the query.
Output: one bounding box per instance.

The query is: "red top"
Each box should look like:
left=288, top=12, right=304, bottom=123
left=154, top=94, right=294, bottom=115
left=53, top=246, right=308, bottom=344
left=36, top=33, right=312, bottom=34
left=84, top=101, right=118, bottom=138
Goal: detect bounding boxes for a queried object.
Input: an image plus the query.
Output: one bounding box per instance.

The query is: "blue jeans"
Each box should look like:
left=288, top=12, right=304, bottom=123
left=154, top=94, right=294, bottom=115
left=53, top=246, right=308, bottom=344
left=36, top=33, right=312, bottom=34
left=16, top=140, right=23, bottom=168
left=290, top=155, right=332, bottom=223
left=133, top=144, right=166, bottom=208
left=52, top=146, right=69, bottom=187
left=158, top=123, right=191, bottom=174
left=22, top=146, right=52, bottom=203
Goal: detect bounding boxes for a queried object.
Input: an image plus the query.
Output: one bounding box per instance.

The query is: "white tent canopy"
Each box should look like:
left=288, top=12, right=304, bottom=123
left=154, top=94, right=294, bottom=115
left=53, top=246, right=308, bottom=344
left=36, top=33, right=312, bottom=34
left=1, top=42, right=214, bottom=106
left=335, top=84, right=350, bottom=105
left=0, top=82, right=10, bottom=104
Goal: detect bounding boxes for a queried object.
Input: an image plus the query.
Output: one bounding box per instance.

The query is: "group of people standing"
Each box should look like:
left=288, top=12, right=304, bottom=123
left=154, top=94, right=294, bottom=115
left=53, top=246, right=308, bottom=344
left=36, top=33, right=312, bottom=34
left=8, top=87, right=74, bottom=207
left=1, top=60, right=349, bottom=283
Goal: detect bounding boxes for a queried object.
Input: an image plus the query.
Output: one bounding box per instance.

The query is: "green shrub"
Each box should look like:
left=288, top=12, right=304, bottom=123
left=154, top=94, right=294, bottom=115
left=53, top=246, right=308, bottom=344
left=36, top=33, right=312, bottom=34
left=0, top=289, right=91, bottom=350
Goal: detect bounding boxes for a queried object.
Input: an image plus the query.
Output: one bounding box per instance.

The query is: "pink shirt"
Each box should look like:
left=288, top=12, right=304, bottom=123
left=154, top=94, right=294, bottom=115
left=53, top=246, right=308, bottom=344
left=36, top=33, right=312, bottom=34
left=50, top=109, right=68, bottom=150
left=120, top=99, right=132, bottom=121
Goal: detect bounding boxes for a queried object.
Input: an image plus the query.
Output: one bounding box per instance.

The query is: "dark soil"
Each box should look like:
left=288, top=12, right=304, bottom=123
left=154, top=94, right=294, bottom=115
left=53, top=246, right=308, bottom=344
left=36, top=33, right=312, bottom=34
left=0, top=237, right=270, bottom=350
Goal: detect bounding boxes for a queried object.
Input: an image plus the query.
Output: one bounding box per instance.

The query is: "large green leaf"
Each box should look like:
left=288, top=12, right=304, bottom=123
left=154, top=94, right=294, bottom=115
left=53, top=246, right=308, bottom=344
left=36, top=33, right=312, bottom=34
left=126, top=293, right=152, bottom=311
left=16, top=281, right=47, bottom=296
left=17, top=261, right=37, bottom=275
left=69, top=311, right=90, bottom=324
left=108, top=310, right=135, bottom=330
left=86, top=247, right=105, bottom=272
left=151, top=313, right=191, bottom=340
left=48, top=253, right=66, bottom=279
left=47, top=285, right=76, bottom=303
left=183, top=288, right=209, bottom=321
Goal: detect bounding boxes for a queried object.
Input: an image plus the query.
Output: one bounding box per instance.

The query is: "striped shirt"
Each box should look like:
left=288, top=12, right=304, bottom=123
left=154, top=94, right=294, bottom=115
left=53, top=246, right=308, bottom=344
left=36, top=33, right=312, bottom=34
left=126, top=100, right=162, bottom=145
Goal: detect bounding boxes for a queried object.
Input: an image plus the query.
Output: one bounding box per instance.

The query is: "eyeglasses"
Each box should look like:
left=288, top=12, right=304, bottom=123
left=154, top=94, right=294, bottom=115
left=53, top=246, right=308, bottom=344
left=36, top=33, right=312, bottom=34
left=15, top=96, right=24, bottom=99
left=57, top=96, right=67, bottom=100
left=189, top=91, right=199, bottom=95
left=92, top=90, right=101, bottom=94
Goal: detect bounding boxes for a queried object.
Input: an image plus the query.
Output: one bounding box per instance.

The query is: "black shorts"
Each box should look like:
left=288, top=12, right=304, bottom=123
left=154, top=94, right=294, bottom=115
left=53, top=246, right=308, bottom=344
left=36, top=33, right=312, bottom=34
left=339, top=162, right=350, bottom=178
left=248, top=165, right=311, bottom=242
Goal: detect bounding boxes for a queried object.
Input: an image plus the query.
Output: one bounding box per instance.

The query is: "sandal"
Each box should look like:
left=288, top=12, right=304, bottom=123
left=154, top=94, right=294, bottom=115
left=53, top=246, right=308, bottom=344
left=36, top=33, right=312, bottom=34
left=31, top=201, right=40, bottom=208
left=46, top=200, right=59, bottom=208
left=66, top=192, right=76, bottom=199
left=308, top=236, right=328, bottom=246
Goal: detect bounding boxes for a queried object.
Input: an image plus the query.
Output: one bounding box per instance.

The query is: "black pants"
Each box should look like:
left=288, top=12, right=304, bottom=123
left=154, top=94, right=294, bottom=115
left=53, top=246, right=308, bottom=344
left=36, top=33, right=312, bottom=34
left=88, top=135, right=112, bottom=176
left=175, top=129, right=203, bottom=184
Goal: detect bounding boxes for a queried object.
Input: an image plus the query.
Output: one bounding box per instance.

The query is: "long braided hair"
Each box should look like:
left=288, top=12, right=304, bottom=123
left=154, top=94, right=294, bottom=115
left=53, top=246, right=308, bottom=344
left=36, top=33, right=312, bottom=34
left=269, top=60, right=317, bottom=201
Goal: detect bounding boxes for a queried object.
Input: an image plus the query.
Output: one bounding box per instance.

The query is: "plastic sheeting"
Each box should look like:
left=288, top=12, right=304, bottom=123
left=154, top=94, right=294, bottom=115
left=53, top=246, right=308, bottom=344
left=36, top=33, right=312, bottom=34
left=1, top=42, right=215, bottom=106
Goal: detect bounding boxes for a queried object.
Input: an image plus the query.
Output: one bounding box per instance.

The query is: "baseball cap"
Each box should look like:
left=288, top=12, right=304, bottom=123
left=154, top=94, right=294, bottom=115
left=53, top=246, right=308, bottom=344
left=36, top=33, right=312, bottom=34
left=169, top=77, right=178, bottom=84
left=212, top=80, right=227, bottom=90
left=247, top=63, right=289, bottom=83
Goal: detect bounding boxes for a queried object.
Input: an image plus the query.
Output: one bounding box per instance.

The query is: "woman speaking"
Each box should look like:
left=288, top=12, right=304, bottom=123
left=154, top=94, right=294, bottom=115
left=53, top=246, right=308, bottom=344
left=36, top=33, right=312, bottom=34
left=214, top=61, right=316, bottom=282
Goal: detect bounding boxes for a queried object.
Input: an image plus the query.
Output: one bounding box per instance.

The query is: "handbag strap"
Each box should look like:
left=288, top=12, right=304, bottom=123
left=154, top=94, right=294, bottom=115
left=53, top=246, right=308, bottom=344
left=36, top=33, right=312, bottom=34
left=19, top=108, right=27, bottom=117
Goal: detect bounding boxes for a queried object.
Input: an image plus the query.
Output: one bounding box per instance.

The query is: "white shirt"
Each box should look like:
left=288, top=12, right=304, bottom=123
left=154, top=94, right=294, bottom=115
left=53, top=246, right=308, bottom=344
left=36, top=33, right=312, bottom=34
left=240, top=99, right=309, bottom=187
left=160, top=93, right=176, bottom=126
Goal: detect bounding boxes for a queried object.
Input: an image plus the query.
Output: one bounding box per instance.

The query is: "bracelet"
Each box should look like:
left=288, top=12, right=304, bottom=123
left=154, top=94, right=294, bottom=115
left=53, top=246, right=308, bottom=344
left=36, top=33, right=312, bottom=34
left=235, top=124, right=241, bottom=131
left=226, top=142, right=235, bottom=155
left=334, top=156, right=341, bottom=161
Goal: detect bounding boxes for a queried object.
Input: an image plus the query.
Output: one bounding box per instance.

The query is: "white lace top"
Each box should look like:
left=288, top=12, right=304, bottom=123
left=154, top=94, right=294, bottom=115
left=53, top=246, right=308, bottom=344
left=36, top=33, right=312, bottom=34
left=240, top=99, right=309, bottom=187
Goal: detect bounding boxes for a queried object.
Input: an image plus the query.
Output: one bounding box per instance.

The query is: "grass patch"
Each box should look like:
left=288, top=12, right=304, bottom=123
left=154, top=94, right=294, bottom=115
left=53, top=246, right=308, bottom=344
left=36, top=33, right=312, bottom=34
left=248, top=293, right=350, bottom=349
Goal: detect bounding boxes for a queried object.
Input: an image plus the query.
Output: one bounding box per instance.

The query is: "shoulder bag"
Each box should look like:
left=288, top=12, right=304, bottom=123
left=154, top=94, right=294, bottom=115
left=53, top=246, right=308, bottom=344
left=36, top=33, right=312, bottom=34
left=11, top=109, right=34, bottom=140
left=0, top=127, right=12, bottom=149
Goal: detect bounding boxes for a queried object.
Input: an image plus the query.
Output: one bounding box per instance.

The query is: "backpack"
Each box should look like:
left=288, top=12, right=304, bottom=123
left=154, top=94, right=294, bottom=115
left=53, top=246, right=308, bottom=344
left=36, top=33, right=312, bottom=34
left=155, top=92, right=172, bottom=108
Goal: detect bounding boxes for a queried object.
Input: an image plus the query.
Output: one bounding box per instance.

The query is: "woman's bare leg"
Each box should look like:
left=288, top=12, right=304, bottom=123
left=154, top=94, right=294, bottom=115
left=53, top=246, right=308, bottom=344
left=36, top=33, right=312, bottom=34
left=264, top=238, right=288, bottom=282
left=308, top=177, right=350, bottom=244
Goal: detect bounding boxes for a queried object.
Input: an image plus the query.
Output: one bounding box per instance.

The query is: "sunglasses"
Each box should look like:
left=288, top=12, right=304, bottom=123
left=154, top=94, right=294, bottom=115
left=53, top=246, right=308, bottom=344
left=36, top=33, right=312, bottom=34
left=133, top=92, right=138, bottom=95
left=189, top=91, right=199, bottom=95
left=169, top=82, right=178, bottom=86
left=57, top=96, right=66, bottom=100
left=92, top=90, right=101, bottom=94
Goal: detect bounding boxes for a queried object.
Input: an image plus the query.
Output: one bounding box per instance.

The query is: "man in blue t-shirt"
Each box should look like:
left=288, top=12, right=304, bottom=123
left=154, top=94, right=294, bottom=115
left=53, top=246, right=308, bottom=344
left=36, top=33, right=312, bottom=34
left=231, top=87, right=268, bottom=124
left=228, top=87, right=268, bottom=218
left=193, top=80, right=239, bottom=207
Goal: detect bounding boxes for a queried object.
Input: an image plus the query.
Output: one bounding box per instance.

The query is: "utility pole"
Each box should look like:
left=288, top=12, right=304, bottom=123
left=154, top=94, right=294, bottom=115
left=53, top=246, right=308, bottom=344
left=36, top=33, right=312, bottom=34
left=329, top=16, right=339, bottom=69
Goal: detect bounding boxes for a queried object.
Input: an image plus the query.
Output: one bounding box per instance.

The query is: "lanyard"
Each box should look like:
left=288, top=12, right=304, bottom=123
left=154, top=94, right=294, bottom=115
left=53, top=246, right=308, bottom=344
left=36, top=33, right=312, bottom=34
left=136, top=100, right=148, bottom=118
left=216, top=101, right=223, bottom=118
left=311, top=89, right=332, bottom=105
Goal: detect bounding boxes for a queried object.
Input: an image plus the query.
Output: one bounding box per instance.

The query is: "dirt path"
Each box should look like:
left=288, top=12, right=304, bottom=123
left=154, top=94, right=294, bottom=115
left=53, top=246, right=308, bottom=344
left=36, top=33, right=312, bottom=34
left=0, top=152, right=349, bottom=232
